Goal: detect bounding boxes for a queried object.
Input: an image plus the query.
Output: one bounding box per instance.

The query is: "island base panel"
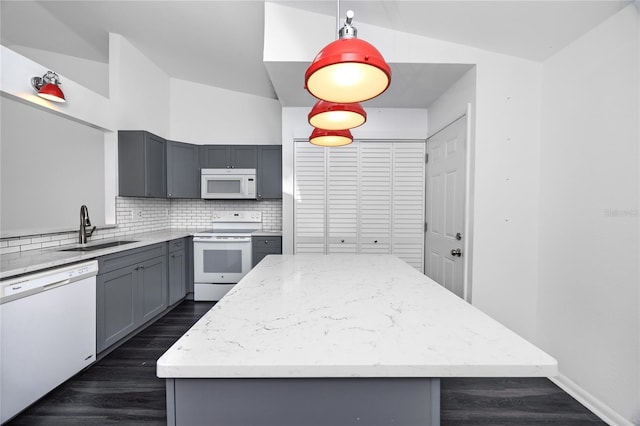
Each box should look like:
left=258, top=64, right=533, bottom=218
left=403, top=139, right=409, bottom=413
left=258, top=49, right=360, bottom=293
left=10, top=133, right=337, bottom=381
left=166, top=377, right=440, bottom=426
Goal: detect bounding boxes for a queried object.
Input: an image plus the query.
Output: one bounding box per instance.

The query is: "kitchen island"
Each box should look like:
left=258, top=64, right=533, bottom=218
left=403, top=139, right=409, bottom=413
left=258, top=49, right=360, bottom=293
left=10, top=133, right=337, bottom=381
left=157, top=254, right=557, bottom=426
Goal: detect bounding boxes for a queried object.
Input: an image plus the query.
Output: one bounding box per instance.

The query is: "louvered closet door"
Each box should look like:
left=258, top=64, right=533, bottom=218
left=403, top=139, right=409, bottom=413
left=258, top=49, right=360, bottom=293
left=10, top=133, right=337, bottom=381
left=392, top=142, right=426, bottom=271
left=327, top=145, right=358, bottom=253
left=359, top=142, right=392, bottom=254
left=294, top=143, right=326, bottom=253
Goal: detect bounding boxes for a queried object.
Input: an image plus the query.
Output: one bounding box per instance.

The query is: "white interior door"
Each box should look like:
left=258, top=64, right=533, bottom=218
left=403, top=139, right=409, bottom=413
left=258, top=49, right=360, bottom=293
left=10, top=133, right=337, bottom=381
left=425, top=116, right=467, bottom=298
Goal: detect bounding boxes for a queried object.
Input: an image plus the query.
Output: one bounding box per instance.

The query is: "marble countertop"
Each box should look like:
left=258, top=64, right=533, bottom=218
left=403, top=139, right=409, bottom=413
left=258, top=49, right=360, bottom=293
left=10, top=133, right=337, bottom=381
left=156, top=254, right=557, bottom=379
left=0, top=229, right=199, bottom=280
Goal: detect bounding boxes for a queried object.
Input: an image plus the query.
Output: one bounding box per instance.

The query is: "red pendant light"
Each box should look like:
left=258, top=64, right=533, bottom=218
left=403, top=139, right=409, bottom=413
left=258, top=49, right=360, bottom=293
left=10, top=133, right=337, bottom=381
left=308, top=100, right=366, bottom=131
left=305, top=10, right=391, bottom=104
left=31, top=71, right=66, bottom=103
left=309, top=128, right=353, bottom=147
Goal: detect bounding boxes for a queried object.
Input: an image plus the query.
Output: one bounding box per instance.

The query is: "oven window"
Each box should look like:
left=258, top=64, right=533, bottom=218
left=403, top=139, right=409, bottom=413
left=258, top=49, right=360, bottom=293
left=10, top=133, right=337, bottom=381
left=207, top=179, right=241, bottom=194
left=203, top=249, right=242, bottom=273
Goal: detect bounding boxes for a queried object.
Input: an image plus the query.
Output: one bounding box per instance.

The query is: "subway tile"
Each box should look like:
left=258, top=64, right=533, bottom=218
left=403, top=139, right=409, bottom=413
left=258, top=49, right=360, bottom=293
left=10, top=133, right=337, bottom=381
left=1, top=246, right=20, bottom=255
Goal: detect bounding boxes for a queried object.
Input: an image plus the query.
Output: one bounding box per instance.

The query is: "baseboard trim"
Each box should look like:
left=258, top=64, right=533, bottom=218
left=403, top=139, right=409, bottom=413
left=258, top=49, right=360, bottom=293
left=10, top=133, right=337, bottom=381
left=549, top=373, right=634, bottom=426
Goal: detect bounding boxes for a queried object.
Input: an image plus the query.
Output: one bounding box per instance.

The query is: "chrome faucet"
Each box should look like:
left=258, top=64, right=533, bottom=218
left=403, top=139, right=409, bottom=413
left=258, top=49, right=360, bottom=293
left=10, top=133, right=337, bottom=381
left=79, top=205, right=96, bottom=244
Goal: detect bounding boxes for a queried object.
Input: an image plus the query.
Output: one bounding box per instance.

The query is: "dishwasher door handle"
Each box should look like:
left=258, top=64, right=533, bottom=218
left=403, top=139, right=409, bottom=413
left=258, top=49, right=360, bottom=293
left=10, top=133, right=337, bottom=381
left=43, top=278, right=72, bottom=291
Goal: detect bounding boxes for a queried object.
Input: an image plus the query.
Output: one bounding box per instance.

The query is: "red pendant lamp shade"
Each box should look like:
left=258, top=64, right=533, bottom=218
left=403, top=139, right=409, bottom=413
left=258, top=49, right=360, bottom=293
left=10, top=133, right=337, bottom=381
left=305, top=11, right=391, bottom=104
left=37, top=83, right=66, bottom=103
left=308, top=100, right=366, bottom=131
left=309, top=128, right=353, bottom=147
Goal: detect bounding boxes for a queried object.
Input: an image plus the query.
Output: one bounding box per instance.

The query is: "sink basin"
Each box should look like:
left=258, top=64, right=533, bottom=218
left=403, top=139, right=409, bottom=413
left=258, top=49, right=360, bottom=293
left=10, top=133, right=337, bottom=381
left=60, top=240, right=138, bottom=252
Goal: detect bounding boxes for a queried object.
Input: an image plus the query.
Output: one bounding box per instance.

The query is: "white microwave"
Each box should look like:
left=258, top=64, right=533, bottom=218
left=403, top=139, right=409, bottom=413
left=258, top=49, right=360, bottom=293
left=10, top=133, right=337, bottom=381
left=201, top=168, right=257, bottom=199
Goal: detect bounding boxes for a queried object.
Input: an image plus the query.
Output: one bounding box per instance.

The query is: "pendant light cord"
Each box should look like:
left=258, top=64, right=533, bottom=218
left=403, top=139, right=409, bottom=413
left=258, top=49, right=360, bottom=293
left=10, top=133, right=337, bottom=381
left=336, top=0, right=340, bottom=38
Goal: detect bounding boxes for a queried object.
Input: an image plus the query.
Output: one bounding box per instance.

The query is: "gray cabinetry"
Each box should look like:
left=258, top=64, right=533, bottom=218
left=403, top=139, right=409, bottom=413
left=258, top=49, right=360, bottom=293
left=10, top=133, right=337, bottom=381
left=257, top=145, right=282, bottom=199
left=252, top=236, right=282, bottom=267
left=118, top=131, right=166, bottom=197
left=167, top=141, right=199, bottom=198
left=96, top=243, right=167, bottom=353
left=201, top=145, right=258, bottom=169
left=139, top=255, right=168, bottom=323
left=168, top=238, right=187, bottom=305
left=96, top=266, right=137, bottom=352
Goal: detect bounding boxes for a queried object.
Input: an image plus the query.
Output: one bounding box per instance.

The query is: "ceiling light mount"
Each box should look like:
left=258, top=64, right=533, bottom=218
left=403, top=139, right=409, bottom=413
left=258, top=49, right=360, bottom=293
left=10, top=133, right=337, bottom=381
left=31, top=71, right=66, bottom=103
left=338, top=10, right=357, bottom=39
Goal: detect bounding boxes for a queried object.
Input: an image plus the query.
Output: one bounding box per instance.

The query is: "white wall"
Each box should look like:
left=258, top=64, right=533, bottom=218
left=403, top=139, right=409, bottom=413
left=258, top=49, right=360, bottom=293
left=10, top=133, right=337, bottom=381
left=7, top=44, right=109, bottom=97
left=538, top=5, right=640, bottom=425
left=105, top=33, right=171, bottom=224
left=0, top=45, right=112, bottom=131
left=169, top=78, right=282, bottom=145
left=266, top=3, right=542, bottom=342
left=108, top=33, right=170, bottom=137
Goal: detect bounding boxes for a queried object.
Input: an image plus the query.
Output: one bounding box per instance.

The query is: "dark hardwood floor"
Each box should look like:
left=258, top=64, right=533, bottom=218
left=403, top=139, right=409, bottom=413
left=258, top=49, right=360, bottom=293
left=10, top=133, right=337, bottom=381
left=7, top=301, right=605, bottom=426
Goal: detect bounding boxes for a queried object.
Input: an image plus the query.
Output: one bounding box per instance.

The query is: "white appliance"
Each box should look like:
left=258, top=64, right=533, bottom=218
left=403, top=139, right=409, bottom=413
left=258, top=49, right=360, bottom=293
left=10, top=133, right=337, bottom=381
left=0, top=260, right=98, bottom=423
left=193, top=211, right=262, bottom=301
left=201, top=168, right=257, bottom=199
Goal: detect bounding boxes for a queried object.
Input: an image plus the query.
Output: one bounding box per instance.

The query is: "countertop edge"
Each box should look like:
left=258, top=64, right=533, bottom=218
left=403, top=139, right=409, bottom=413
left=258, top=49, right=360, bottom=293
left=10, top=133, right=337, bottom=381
left=1, top=228, right=283, bottom=280
left=1, top=229, right=196, bottom=280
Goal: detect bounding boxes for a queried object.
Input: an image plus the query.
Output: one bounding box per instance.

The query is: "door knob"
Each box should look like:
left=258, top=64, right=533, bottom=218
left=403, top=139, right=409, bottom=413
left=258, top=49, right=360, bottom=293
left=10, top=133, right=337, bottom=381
left=451, top=248, right=462, bottom=257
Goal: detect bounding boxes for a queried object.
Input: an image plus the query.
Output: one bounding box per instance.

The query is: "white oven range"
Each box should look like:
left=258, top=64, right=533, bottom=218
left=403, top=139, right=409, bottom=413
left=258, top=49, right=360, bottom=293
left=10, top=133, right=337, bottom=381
left=193, top=211, right=262, bottom=301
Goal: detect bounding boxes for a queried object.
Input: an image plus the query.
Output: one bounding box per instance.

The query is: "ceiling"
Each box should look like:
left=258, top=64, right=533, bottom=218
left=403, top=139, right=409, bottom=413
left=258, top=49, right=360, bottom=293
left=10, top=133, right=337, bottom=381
left=0, top=1, right=632, bottom=108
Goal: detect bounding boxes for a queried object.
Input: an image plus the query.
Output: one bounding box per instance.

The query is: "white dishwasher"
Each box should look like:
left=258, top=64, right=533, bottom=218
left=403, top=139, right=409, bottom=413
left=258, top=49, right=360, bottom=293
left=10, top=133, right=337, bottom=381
left=0, top=260, right=98, bottom=423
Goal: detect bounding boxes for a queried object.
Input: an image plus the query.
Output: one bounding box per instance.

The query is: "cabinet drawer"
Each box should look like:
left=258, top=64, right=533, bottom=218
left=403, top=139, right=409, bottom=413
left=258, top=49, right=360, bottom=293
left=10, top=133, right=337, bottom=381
left=98, top=243, right=167, bottom=274
left=169, top=238, right=186, bottom=252
left=252, top=237, right=281, bottom=250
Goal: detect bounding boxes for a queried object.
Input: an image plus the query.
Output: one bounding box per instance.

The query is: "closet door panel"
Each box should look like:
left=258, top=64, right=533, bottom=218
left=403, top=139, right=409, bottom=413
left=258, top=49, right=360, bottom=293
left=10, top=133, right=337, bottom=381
left=326, top=146, right=358, bottom=254
left=359, top=142, right=392, bottom=254
left=392, top=142, right=426, bottom=272
left=294, top=144, right=326, bottom=253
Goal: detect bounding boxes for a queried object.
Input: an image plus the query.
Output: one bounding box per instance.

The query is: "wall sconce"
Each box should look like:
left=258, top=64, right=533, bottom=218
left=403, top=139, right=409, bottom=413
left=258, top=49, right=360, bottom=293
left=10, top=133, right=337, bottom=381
left=309, top=128, right=353, bottom=147
left=308, top=100, right=366, bottom=131
left=31, top=71, right=66, bottom=103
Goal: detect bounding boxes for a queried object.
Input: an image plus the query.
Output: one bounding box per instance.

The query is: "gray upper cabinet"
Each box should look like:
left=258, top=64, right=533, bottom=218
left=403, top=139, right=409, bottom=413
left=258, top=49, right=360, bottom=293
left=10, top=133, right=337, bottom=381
left=118, top=131, right=280, bottom=199
left=118, top=131, right=166, bottom=198
left=167, top=140, right=199, bottom=198
left=201, top=145, right=228, bottom=168
left=257, top=145, right=282, bottom=199
left=201, top=145, right=258, bottom=169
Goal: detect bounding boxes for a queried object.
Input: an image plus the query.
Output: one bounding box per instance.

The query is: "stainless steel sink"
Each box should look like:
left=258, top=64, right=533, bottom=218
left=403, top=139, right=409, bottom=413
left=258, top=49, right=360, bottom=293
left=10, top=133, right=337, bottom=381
left=59, top=240, right=138, bottom=252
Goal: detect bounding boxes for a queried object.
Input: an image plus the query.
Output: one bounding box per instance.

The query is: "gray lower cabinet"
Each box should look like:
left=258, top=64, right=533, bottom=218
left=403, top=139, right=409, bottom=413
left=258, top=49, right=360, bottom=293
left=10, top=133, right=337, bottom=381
left=118, top=130, right=166, bottom=198
left=96, top=243, right=167, bottom=353
left=252, top=236, right=282, bottom=267
left=257, top=145, right=282, bottom=199
left=168, top=238, right=187, bottom=305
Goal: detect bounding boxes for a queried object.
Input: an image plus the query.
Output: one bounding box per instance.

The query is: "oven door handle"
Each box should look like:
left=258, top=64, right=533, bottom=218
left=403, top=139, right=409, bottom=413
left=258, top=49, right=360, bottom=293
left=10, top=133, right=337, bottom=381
left=193, top=237, right=252, bottom=243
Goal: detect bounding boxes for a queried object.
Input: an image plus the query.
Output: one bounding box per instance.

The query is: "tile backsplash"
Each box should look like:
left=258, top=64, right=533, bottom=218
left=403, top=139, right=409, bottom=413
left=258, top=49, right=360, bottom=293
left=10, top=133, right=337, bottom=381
left=1, top=197, right=282, bottom=255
